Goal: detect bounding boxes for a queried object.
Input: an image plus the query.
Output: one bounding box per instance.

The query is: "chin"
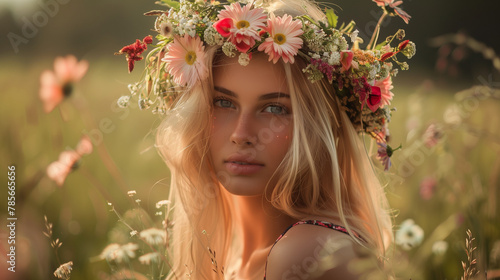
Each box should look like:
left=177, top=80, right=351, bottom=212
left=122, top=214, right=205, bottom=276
left=220, top=182, right=265, bottom=197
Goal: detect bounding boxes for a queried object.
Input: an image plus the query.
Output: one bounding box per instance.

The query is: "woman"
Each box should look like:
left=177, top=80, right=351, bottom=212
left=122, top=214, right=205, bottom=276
left=118, top=0, right=415, bottom=278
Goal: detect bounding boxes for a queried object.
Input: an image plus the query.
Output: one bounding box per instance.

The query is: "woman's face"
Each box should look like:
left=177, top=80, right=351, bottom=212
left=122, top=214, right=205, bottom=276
left=209, top=54, right=293, bottom=196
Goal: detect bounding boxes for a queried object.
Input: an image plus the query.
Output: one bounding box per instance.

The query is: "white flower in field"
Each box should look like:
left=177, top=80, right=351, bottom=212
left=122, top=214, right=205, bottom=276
left=121, top=243, right=139, bottom=259
left=100, top=243, right=121, bottom=261
left=54, top=261, right=73, bottom=279
left=432, top=240, right=448, bottom=256
left=127, top=190, right=137, bottom=197
left=139, top=252, right=161, bottom=265
left=130, top=230, right=138, bottom=237
left=395, top=219, right=424, bottom=250
left=156, top=200, right=171, bottom=209
left=99, top=243, right=138, bottom=263
left=140, top=228, right=166, bottom=245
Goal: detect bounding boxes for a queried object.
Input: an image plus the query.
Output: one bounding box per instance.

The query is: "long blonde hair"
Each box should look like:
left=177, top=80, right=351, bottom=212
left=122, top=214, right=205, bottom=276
left=156, top=0, right=393, bottom=278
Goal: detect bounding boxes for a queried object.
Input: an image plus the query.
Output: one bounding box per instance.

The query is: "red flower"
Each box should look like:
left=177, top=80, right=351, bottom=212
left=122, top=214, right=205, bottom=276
left=398, top=40, right=410, bottom=51
left=117, top=36, right=153, bottom=73
left=379, top=51, right=395, bottom=62
left=367, top=86, right=382, bottom=112
left=214, top=18, right=233, bottom=37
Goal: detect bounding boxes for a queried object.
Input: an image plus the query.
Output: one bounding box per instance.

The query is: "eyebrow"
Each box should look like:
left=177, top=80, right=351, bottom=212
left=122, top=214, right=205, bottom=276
left=214, top=86, right=290, bottom=100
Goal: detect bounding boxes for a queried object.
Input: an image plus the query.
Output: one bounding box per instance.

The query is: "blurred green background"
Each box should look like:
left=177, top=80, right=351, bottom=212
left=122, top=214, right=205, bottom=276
left=0, top=0, right=499, bottom=279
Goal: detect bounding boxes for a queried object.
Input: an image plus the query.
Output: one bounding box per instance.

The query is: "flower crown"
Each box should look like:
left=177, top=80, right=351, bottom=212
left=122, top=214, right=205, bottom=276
left=116, top=0, right=415, bottom=170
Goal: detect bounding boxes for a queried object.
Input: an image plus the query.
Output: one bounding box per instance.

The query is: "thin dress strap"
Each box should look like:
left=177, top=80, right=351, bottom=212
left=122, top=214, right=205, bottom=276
left=263, top=220, right=363, bottom=280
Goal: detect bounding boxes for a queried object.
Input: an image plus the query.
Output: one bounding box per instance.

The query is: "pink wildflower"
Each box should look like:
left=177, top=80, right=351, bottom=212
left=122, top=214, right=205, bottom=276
left=214, top=2, right=267, bottom=53
left=258, top=14, right=303, bottom=64
left=374, top=75, right=394, bottom=106
left=420, top=176, right=437, bottom=200
left=423, top=123, right=443, bottom=148
left=377, top=142, right=401, bottom=171
left=39, top=55, right=88, bottom=113
left=46, top=136, right=93, bottom=186
left=372, top=0, right=411, bottom=24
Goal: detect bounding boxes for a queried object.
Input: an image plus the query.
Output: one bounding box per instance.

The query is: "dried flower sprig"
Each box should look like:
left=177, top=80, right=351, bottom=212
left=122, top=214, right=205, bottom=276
left=43, top=215, right=63, bottom=264
left=461, top=229, right=480, bottom=280
left=43, top=215, right=74, bottom=279
left=203, top=229, right=224, bottom=279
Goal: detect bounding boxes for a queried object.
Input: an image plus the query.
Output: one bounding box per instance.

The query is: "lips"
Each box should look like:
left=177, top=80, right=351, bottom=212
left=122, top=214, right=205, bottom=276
left=224, top=155, right=264, bottom=175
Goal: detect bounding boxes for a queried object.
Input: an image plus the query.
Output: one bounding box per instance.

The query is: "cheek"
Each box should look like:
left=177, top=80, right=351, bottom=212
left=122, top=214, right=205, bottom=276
left=263, top=117, right=293, bottom=157
left=209, top=113, right=229, bottom=151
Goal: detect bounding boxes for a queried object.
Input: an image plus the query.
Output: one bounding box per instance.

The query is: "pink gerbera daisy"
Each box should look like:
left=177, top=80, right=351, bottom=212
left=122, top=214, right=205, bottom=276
left=374, top=75, right=394, bottom=106
left=258, top=14, right=303, bottom=64
left=39, top=55, right=88, bottom=113
left=163, top=35, right=208, bottom=87
left=214, top=2, right=267, bottom=53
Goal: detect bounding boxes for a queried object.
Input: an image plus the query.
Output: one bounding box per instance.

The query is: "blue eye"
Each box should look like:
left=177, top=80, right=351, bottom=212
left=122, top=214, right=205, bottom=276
left=264, top=104, right=289, bottom=115
left=213, top=98, right=234, bottom=108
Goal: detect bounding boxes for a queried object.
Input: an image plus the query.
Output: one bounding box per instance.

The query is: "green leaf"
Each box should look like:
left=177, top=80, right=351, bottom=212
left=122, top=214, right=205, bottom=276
left=326, top=9, right=338, bottom=28
left=156, top=0, right=180, bottom=9
left=375, top=40, right=388, bottom=50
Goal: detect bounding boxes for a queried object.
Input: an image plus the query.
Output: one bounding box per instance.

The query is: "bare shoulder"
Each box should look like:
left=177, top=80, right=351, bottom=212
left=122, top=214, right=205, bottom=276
left=266, top=223, right=370, bottom=280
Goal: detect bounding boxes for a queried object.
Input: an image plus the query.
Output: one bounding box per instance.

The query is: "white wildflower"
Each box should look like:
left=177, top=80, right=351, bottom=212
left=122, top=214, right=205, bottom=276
left=117, top=96, right=130, bottom=108
left=338, top=36, right=348, bottom=51
left=54, top=261, right=73, bottom=280
left=395, top=219, right=424, bottom=250
left=222, top=42, right=237, bottom=58
left=99, top=243, right=121, bottom=262
left=328, top=52, right=341, bottom=65
left=443, top=104, right=463, bottom=125
left=127, top=190, right=136, bottom=197
left=121, top=243, right=139, bottom=259
left=350, top=29, right=359, bottom=43
left=130, top=230, right=138, bottom=237
left=432, top=240, right=448, bottom=256
left=156, top=200, right=171, bottom=209
left=139, top=252, right=161, bottom=265
left=310, top=53, right=321, bottom=59
left=140, top=228, right=166, bottom=245
left=127, top=83, right=139, bottom=95
left=238, top=52, right=251, bottom=66
left=99, top=243, right=138, bottom=263
left=204, top=26, right=224, bottom=46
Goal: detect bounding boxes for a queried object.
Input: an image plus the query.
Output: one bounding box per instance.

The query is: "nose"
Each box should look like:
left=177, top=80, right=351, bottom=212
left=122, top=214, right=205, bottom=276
left=230, top=113, right=256, bottom=146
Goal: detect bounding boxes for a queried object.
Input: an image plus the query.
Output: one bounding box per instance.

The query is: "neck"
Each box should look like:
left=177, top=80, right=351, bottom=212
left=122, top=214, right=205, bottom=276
left=231, top=194, right=296, bottom=270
